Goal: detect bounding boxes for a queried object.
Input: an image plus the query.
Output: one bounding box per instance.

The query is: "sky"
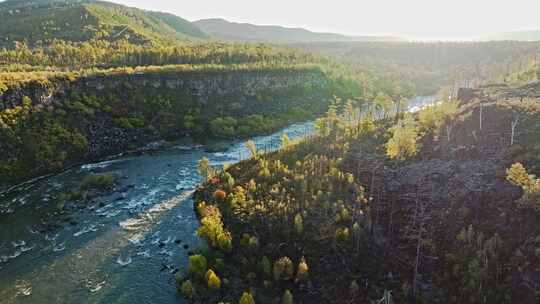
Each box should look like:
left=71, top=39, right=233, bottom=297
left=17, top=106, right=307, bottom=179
left=37, top=0, right=540, bottom=39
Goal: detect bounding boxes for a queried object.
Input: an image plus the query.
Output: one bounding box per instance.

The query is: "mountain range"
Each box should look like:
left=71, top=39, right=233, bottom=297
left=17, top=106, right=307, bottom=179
left=193, top=18, right=402, bottom=43
left=2, top=0, right=540, bottom=48
left=0, top=0, right=400, bottom=47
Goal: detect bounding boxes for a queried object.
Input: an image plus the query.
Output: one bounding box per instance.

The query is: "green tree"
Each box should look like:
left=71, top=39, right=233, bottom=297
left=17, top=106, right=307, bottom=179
left=260, top=256, right=272, bottom=278
left=294, top=213, right=303, bottom=234
left=180, top=280, right=195, bottom=299
left=197, top=157, right=213, bottom=181
left=209, top=116, right=237, bottom=138
left=386, top=115, right=420, bottom=160
left=183, top=114, right=196, bottom=132
left=187, top=254, right=207, bottom=278
left=239, top=292, right=256, bottom=304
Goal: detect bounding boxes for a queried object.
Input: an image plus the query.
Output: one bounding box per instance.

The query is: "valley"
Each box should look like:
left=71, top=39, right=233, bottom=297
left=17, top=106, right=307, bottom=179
left=1, top=0, right=540, bottom=303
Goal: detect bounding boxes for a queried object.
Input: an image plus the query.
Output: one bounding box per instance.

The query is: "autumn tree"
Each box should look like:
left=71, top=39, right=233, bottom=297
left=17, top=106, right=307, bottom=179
left=507, top=163, right=540, bottom=211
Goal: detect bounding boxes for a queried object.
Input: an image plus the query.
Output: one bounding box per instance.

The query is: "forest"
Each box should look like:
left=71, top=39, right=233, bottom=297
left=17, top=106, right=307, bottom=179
left=186, top=86, right=540, bottom=303
left=293, top=41, right=540, bottom=95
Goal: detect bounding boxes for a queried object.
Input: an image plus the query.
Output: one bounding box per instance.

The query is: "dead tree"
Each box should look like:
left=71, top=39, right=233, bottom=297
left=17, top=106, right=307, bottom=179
left=409, top=193, right=428, bottom=299
left=404, top=186, right=433, bottom=300
left=510, top=113, right=520, bottom=146
left=446, top=123, right=454, bottom=142
left=479, top=102, right=484, bottom=131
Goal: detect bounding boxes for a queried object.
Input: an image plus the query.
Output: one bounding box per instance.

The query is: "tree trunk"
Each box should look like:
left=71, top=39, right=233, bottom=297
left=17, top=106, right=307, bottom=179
left=510, top=115, right=519, bottom=146
left=446, top=124, right=453, bottom=142
left=479, top=102, right=483, bottom=131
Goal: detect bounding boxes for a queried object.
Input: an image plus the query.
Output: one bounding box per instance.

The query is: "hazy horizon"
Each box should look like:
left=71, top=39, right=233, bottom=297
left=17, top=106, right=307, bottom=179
left=103, top=0, right=540, bottom=40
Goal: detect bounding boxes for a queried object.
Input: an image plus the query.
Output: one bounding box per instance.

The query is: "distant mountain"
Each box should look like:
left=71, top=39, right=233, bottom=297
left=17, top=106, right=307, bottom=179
left=481, top=30, right=540, bottom=41
left=194, top=18, right=402, bottom=43
left=0, top=0, right=208, bottom=47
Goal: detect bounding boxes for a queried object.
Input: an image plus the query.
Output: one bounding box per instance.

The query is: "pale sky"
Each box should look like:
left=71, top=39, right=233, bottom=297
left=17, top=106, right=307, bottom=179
left=62, top=0, right=540, bottom=39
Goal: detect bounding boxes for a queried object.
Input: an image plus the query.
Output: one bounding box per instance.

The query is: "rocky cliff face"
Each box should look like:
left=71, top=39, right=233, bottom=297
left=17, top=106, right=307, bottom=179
left=0, top=68, right=334, bottom=186
left=0, top=69, right=329, bottom=111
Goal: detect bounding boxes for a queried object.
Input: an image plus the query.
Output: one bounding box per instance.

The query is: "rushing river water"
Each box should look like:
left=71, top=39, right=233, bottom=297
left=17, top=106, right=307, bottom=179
left=0, top=96, right=437, bottom=304
left=0, top=122, right=314, bottom=304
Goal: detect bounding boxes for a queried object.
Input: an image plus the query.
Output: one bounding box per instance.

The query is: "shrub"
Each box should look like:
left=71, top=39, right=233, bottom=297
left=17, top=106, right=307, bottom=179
left=248, top=236, right=259, bottom=250
left=335, top=227, right=350, bottom=244
left=180, top=280, right=195, bottom=299
left=188, top=255, right=207, bottom=278
left=273, top=257, right=294, bottom=281
left=209, top=116, right=237, bottom=138
left=506, top=162, right=531, bottom=188
left=80, top=173, right=116, bottom=191
left=239, top=292, right=256, bottom=304
left=205, top=269, right=221, bottom=291
left=506, top=162, right=540, bottom=211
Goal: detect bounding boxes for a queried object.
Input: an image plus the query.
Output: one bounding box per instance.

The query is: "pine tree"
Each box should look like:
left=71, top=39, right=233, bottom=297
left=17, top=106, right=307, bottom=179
left=282, top=290, right=294, bottom=304
left=197, top=157, right=212, bottom=181
left=239, top=292, right=256, bottom=304
left=180, top=280, right=195, bottom=299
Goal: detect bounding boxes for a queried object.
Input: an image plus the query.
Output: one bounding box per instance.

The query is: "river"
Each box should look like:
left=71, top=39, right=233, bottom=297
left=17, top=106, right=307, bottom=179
left=0, top=121, right=314, bottom=304
left=0, top=96, right=437, bottom=304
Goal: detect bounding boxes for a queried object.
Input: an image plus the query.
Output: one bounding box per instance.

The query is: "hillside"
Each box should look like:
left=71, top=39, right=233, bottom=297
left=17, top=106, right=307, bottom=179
left=194, top=18, right=402, bottom=43
left=292, top=41, right=540, bottom=95
left=187, top=83, right=540, bottom=303
left=0, top=0, right=208, bottom=48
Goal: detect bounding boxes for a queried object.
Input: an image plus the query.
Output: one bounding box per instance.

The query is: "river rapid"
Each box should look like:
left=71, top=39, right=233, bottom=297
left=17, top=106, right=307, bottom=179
left=0, top=121, right=314, bottom=304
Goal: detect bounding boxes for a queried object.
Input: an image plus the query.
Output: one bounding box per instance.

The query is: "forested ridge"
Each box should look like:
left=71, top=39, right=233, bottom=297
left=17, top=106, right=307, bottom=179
left=0, top=0, right=208, bottom=47
left=293, top=41, right=540, bottom=95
